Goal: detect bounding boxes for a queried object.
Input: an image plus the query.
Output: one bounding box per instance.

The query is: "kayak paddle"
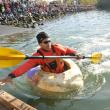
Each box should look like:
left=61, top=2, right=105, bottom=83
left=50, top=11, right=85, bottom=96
left=0, top=47, right=102, bottom=68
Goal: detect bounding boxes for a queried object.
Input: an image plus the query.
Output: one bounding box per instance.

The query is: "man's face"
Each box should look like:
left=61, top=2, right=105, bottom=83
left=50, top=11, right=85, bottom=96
left=39, top=38, right=51, bottom=51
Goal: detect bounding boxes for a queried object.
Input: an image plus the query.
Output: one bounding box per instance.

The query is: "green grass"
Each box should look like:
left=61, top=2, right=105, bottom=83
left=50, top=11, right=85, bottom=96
left=66, top=0, right=98, bottom=5
left=80, top=0, right=98, bottom=5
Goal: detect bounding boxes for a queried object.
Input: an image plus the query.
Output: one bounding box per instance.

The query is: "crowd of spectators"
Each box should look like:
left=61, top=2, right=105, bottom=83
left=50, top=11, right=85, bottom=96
left=0, top=0, right=95, bottom=28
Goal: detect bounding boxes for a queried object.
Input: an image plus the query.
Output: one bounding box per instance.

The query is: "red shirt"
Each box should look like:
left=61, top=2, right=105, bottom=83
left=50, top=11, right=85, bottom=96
left=11, top=44, right=77, bottom=77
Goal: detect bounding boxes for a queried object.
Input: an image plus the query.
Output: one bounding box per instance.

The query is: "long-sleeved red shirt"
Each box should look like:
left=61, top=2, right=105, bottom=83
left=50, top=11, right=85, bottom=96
left=11, top=44, right=77, bottom=77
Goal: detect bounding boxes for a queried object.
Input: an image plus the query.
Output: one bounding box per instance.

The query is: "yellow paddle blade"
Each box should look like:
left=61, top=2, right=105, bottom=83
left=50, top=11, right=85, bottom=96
left=0, top=47, right=26, bottom=68
left=91, top=52, right=102, bottom=64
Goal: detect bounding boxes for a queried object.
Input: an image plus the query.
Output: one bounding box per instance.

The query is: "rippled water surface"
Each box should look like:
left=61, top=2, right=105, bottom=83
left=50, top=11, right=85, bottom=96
left=1, top=10, right=110, bottom=110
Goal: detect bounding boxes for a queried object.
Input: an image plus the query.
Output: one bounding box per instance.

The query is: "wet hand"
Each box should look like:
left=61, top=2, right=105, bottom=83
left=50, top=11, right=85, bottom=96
left=75, top=53, right=85, bottom=60
left=0, top=77, right=13, bottom=84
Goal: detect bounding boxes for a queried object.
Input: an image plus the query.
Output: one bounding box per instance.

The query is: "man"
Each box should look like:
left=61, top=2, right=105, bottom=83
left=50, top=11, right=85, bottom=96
left=0, top=32, right=83, bottom=84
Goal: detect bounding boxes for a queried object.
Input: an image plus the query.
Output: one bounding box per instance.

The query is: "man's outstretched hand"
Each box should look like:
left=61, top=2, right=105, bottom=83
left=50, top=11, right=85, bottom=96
left=0, top=76, right=13, bottom=85
left=75, top=53, right=85, bottom=60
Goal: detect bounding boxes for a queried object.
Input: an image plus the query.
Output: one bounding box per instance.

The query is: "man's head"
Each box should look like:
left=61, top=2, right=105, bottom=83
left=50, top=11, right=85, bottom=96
left=36, top=32, right=51, bottom=51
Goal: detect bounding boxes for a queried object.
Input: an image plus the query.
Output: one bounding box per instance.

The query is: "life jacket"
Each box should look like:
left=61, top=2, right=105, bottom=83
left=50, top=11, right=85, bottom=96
left=37, top=45, right=65, bottom=73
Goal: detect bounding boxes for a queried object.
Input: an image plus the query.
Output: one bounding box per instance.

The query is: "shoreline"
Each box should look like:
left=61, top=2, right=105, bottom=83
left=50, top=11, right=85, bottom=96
left=0, top=5, right=96, bottom=37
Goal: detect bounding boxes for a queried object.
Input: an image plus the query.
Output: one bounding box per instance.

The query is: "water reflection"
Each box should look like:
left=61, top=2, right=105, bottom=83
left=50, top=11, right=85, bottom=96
left=0, top=32, right=35, bottom=47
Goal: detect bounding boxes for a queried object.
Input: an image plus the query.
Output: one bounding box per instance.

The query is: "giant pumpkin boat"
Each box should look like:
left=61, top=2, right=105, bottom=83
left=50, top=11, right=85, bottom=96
left=29, top=59, right=84, bottom=96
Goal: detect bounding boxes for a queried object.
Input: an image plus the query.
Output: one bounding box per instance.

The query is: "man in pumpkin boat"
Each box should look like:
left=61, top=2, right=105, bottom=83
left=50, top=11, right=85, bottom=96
left=0, top=32, right=84, bottom=84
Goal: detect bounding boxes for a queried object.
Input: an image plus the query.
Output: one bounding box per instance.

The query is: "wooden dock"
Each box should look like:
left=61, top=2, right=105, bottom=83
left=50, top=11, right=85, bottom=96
left=0, top=89, right=37, bottom=110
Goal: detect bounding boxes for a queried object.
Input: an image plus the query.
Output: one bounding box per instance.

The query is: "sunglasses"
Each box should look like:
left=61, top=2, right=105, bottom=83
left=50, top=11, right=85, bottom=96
left=42, top=40, right=51, bottom=44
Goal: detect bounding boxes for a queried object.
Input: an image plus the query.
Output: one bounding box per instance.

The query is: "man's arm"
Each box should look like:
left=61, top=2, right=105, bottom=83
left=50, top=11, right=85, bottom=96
left=54, top=44, right=77, bottom=55
left=0, top=52, right=41, bottom=83
left=54, top=44, right=84, bottom=59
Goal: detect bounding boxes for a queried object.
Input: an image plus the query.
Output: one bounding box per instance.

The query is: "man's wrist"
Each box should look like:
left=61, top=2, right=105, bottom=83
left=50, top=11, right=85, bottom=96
left=8, top=73, right=16, bottom=78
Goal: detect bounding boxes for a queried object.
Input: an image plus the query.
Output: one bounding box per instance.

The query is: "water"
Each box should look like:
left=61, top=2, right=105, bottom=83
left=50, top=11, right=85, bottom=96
left=0, top=10, right=110, bottom=110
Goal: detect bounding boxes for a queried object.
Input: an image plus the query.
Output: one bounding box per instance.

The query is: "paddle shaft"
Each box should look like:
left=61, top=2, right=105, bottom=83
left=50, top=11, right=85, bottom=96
left=25, top=55, right=90, bottom=59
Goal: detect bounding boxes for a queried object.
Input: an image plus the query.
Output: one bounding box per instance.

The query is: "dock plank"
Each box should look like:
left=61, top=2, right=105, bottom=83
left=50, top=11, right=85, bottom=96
left=0, top=103, right=10, bottom=110
left=0, top=90, right=37, bottom=110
